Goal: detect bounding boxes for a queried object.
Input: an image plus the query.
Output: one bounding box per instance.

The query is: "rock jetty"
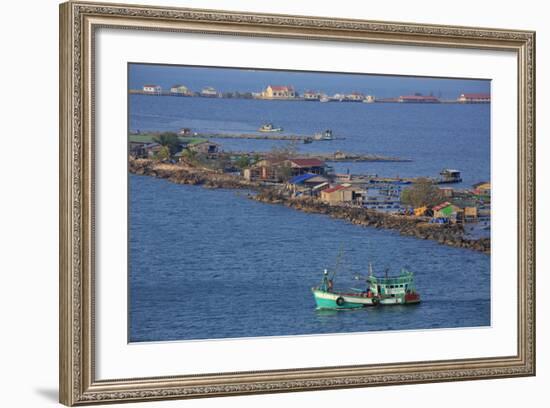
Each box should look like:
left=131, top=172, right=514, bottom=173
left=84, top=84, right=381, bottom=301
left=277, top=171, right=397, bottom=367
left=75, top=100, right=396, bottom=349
left=129, top=159, right=490, bottom=254
left=252, top=189, right=490, bottom=254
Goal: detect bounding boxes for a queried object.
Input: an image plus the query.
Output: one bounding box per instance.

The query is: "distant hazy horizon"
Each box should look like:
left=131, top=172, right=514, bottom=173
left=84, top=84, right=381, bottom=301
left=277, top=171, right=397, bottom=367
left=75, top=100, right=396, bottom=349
left=129, top=63, right=490, bottom=100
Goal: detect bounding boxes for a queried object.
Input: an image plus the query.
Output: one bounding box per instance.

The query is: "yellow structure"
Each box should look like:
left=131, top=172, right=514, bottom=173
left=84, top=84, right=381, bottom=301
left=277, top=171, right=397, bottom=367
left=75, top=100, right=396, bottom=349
left=261, top=85, right=296, bottom=99
left=170, top=84, right=190, bottom=95
left=464, top=206, right=478, bottom=222
left=319, top=184, right=365, bottom=205
left=473, top=182, right=491, bottom=196
left=414, top=206, right=428, bottom=217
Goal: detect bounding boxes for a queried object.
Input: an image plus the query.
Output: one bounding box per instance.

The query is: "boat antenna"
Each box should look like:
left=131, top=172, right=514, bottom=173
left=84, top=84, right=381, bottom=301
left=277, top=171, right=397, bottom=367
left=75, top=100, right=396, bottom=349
left=368, top=262, right=373, bottom=277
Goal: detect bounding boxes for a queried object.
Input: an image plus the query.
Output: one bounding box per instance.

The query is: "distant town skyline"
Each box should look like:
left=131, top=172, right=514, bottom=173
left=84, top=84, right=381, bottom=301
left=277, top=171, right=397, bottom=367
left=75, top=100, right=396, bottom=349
left=129, top=63, right=490, bottom=100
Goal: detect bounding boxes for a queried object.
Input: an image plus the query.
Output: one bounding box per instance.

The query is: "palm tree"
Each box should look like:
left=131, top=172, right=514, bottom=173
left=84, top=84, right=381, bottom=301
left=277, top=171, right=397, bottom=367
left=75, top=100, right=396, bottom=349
left=153, top=132, right=181, bottom=156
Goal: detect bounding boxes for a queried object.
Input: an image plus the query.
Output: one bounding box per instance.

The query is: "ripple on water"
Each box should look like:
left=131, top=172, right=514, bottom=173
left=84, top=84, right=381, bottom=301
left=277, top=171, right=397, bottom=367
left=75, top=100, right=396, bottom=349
left=129, top=175, right=490, bottom=342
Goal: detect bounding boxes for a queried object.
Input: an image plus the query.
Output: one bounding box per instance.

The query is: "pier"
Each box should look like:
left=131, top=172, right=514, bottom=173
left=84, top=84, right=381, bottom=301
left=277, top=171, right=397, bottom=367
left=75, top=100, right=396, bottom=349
left=185, top=132, right=344, bottom=142
left=222, top=151, right=411, bottom=163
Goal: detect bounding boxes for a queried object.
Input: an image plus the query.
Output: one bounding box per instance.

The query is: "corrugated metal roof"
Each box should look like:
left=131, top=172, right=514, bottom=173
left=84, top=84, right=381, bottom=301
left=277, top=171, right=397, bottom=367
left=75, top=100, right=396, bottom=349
left=289, top=158, right=326, bottom=167
left=322, top=185, right=347, bottom=194
left=432, top=201, right=452, bottom=211
left=312, top=182, right=329, bottom=190
left=289, top=173, right=317, bottom=184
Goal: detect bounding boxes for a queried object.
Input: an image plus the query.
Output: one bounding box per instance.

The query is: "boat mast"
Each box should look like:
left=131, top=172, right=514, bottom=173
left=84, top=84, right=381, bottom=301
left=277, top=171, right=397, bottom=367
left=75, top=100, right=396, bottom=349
left=331, top=245, right=344, bottom=280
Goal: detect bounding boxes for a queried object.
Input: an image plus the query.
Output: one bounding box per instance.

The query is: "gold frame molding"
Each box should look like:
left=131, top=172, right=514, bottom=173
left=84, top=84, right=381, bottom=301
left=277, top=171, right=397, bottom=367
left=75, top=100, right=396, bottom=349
left=59, top=1, right=536, bottom=405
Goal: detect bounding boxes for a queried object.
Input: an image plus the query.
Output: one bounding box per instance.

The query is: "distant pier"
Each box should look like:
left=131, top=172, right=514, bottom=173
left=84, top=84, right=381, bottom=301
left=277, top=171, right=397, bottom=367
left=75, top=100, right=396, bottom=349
left=184, top=132, right=344, bottom=142
left=221, top=151, right=411, bottom=163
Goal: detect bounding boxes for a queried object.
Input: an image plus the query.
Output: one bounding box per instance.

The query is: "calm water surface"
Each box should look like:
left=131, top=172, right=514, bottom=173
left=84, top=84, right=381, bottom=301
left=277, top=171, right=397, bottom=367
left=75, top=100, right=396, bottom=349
left=129, top=175, right=490, bottom=342
left=130, top=95, right=490, bottom=187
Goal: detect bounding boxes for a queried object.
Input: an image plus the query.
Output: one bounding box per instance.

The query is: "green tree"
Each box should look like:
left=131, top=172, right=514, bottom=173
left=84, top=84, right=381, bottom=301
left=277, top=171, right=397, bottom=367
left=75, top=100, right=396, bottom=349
left=235, top=155, right=251, bottom=169
left=155, top=145, right=171, bottom=161
left=153, top=132, right=181, bottom=156
left=401, top=178, right=445, bottom=208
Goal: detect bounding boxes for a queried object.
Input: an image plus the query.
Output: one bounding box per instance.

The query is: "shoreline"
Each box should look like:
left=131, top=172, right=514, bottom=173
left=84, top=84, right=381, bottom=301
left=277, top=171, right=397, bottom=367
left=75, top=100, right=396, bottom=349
left=129, top=90, right=490, bottom=104
left=129, top=159, right=490, bottom=255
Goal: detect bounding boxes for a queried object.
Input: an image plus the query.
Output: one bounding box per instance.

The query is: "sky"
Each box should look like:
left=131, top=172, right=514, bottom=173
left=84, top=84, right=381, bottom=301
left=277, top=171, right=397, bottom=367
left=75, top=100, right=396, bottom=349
left=129, top=63, right=490, bottom=99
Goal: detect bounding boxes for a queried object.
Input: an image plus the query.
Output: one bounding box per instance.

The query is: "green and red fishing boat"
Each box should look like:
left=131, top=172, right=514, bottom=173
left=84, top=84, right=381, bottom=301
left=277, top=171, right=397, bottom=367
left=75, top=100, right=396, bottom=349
left=312, top=264, right=421, bottom=310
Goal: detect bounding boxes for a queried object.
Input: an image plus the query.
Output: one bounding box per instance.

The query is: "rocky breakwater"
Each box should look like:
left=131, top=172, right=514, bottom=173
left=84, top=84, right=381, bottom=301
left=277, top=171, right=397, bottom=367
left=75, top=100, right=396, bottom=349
left=129, top=159, right=261, bottom=190
left=129, top=159, right=490, bottom=254
left=253, top=189, right=490, bottom=254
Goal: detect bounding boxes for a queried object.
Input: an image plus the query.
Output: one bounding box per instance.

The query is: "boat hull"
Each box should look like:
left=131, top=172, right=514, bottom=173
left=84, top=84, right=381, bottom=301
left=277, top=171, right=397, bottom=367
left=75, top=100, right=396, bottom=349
left=312, top=289, right=372, bottom=309
left=312, top=289, right=420, bottom=309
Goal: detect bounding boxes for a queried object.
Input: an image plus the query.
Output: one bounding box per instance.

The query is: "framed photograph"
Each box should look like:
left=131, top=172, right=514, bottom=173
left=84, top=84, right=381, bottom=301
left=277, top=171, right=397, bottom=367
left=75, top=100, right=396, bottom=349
left=59, top=1, right=535, bottom=405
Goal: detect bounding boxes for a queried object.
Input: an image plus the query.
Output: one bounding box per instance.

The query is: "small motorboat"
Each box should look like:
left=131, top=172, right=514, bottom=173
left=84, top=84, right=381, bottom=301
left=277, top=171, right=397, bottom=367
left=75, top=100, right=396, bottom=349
left=313, top=129, right=334, bottom=141
left=312, top=263, right=421, bottom=310
left=259, top=123, right=283, bottom=132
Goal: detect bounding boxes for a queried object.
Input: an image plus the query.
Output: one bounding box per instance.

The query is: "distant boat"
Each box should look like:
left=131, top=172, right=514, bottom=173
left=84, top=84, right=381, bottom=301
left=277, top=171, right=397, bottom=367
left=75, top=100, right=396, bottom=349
left=437, top=169, right=462, bottom=184
left=319, top=96, right=330, bottom=103
left=312, top=263, right=421, bottom=309
left=258, top=123, right=283, bottom=132
left=313, top=129, right=334, bottom=141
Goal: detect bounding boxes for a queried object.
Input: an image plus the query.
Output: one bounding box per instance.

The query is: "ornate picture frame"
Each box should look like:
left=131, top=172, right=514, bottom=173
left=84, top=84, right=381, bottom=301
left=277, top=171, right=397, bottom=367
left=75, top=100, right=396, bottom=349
left=59, top=1, right=535, bottom=405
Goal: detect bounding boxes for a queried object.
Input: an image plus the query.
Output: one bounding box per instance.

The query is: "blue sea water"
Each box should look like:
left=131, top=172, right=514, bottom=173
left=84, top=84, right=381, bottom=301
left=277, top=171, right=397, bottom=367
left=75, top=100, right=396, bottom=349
left=128, top=91, right=491, bottom=342
left=130, top=95, right=490, bottom=187
left=129, top=175, right=490, bottom=342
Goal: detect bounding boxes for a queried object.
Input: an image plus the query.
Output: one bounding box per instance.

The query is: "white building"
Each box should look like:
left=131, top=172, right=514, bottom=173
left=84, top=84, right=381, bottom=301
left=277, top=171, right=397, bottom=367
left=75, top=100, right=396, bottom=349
left=142, top=84, right=161, bottom=94
left=200, top=87, right=219, bottom=97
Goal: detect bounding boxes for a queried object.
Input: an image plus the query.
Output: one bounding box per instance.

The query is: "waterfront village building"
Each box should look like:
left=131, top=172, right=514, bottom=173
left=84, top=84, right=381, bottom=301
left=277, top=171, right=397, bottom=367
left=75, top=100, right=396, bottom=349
left=129, top=142, right=162, bottom=158
left=129, top=141, right=150, bottom=158
left=320, top=184, right=364, bottom=206
left=346, top=92, right=365, bottom=101
left=178, top=128, right=193, bottom=136
left=287, top=173, right=329, bottom=196
left=457, top=93, right=491, bottom=103
left=261, top=85, right=296, bottom=99
left=243, top=159, right=287, bottom=183
left=170, top=84, right=191, bottom=95
left=432, top=201, right=464, bottom=223
left=439, top=187, right=454, bottom=198
left=287, top=158, right=327, bottom=177
left=363, top=95, right=376, bottom=103
left=187, top=140, right=220, bottom=155
left=200, top=87, right=219, bottom=97
left=243, top=158, right=327, bottom=183
left=362, top=184, right=402, bottom=211
left=464, top=206, right=478, bottom=222
left=397, top=95, right=440, bottom=103
left=142, top=84, right=162, bottom=94
left=303, top=90, right=322, bottom=100
left=472, top=181, right=491, bottom=197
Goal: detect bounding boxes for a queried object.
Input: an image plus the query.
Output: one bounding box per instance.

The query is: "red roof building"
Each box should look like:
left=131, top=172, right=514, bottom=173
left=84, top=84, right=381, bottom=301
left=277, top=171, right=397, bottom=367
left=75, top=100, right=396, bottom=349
left=286, top=158, right=327, bottom=177
left=322, top=185, right=347, bottom=194
left=432, top=201, right=452, bottom=211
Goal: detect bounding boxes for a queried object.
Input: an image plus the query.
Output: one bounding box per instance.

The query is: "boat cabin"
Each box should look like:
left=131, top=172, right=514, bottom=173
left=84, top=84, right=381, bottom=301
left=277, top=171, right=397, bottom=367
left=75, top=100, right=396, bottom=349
left=365, top=270, right=417, bottom=298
